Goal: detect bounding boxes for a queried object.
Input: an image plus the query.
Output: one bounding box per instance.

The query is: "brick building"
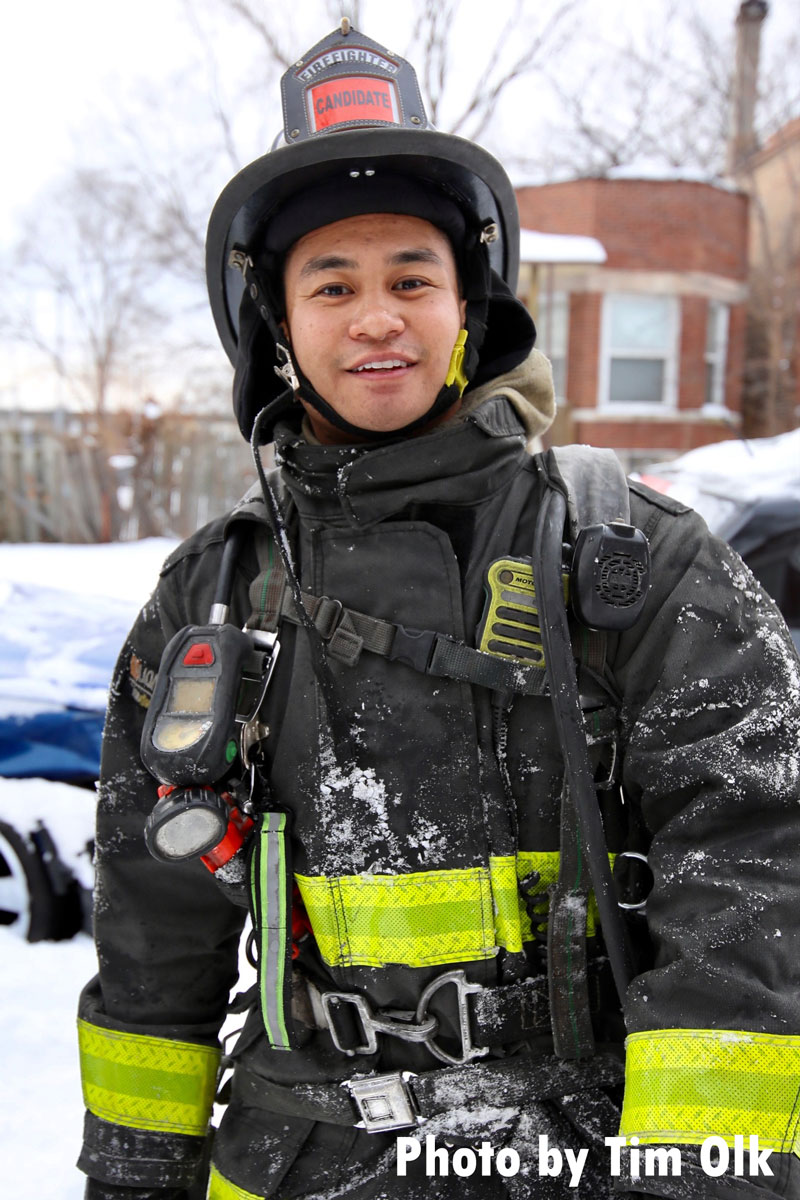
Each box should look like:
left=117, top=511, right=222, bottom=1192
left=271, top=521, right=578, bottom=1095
left=733, top=116, right=800, bottom=436
left=516, top=177, right=750, bottom=471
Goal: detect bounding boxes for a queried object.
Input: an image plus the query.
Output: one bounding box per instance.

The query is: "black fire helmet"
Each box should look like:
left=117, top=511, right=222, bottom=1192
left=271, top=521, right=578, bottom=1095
left=205, top=22, right=529, bottom=442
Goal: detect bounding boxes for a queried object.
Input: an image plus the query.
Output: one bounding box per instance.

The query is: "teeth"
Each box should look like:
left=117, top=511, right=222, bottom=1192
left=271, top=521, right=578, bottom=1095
left=354, top=360, right=408, bottom=372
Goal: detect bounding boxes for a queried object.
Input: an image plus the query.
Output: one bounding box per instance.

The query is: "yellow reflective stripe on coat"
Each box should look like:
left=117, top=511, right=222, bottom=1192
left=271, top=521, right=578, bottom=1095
left=621, top=1028, right=800, bottom=1157
left=295, top=852, right=611, bottom=969
left=208, top=1164, right=263, bottom=1199
left=491, top=852, right=611, bottom=950
left=77, top=1018, right=219, bottom=1136
left=296, top=866, right=497, bottom=967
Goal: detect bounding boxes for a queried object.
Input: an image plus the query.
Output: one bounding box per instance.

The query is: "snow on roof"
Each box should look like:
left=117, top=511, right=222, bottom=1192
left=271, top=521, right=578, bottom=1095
left=519, top=227, right=607, bottom=264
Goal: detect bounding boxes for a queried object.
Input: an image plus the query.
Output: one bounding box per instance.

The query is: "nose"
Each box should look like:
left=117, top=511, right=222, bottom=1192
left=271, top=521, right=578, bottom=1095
left=348, top=294, right=405, bottom=341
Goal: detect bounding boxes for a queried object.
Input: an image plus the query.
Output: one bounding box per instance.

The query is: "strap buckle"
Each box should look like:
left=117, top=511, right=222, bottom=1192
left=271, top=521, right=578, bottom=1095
left=312, top=596, right=344, bottom=640
left=389, top=624, right=437, bottom=672
left=320, top=991, right=437, bottom=1057
left=344, top=1071, right=420, bottom=1133
left=275, top=343, right=299, bottom=391
left=415, top=969, right=491, bottom=1066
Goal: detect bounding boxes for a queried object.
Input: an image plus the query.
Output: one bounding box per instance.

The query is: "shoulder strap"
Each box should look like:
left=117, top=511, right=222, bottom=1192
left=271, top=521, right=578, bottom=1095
left=548, top=445, right=630, bottom=540
left=242, top=448, right=631, bottom=701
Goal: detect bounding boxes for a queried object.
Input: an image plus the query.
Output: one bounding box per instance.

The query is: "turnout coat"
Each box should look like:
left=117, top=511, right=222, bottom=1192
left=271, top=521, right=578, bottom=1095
left=78, top=353, right=800, bottom=1199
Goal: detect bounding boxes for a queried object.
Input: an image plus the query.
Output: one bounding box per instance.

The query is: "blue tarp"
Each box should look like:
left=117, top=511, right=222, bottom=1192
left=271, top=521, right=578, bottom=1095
left=0, top=580, right=132, bottom=783
left=0, top=710, right=105, bottom=782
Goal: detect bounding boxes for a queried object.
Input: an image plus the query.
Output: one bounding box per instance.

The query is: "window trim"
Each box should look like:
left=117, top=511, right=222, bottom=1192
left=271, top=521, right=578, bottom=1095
left=703, top=300, right=730, bottom=411
left=536, top=281, right=570, bottom=406
left=598, top=292, right=681, bottom=412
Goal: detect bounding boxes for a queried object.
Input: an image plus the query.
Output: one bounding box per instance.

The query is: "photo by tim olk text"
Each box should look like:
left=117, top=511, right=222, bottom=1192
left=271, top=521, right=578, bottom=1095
left=395, top=1134, right=775, bottom=1185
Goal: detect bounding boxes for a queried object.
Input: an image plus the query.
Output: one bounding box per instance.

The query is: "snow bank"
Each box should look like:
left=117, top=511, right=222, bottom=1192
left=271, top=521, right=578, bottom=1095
left=0, top=777, right=97, bottom=889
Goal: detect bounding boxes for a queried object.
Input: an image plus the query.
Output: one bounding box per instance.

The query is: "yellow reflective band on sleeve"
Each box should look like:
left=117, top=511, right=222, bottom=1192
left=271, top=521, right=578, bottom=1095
left=295, top=851, right=612, bottom=969
left=208, top=1164, right=263, bottom=1199
left=77, top=1018, right=220, bottom=1136
left=621, top=1028, right=800, bottom=1157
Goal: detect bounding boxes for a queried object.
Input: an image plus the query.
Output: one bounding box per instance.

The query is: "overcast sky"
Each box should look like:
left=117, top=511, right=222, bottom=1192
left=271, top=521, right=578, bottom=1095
left=4, top=0, right=796, bottom=231
left=2, top=0, right=185, bottom=242
left=4, top=0, right=799, bottom=249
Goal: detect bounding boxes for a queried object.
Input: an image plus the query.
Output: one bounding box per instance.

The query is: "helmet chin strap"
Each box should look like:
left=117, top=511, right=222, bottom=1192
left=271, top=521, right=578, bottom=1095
left=286, top=325, right=476, bottom=444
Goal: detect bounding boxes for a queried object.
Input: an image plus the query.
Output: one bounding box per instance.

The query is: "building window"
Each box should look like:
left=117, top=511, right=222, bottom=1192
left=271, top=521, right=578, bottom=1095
left=600, top=294, right=679, bottom=408
left=536, top=289, right=569, bottom=403
left=704, top=301, right=729, bottom=409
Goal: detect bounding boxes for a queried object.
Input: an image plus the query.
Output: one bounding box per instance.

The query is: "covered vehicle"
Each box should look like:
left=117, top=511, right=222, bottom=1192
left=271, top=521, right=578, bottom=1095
left=637, top=427, right=800, bottom=649
left=0, top=540, right=174, bottom=938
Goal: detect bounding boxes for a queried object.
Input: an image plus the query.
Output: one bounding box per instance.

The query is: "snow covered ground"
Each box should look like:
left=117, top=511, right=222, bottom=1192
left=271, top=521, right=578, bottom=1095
left=0, top=539, right=175, bottom=1200
left=4, top=929, right=98, bottom=1198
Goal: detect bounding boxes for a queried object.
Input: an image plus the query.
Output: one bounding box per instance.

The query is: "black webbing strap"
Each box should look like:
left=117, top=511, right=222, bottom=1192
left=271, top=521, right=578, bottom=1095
left=425, top=633, right=549, bottom=696
left=248, top=564, right=621, bottom=728
left=547, top=779, right=596, bottom=1060
left=250, top=408, right=356, bottom=759
left=247, top=532, right=288, bottom=633
left=533, top=482, right=634, bottom=1011
left=231, top=1049, right=625, bottom=1128
left=457, top=967, right=611, bottom=1048
left=246, top=539, right=551, bottom=697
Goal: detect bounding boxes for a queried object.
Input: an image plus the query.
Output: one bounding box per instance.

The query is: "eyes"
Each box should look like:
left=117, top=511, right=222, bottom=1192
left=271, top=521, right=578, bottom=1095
left=313, top=276, right=431, bottom=299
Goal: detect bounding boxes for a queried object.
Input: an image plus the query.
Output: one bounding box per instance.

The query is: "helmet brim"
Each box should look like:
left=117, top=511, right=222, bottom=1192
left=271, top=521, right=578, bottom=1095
left=205, top=126, right=520, bottom=367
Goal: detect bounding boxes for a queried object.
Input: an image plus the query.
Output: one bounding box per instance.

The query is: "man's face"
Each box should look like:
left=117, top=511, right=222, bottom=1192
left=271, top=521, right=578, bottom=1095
left=282, top=212, right=467, bottom=443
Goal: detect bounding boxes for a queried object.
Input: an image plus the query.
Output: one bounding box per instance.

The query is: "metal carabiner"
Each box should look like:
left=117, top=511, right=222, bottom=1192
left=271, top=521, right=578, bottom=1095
left=321, top=991, right=437, bottom=1057
left=414, top=969, right=490, bottom=1066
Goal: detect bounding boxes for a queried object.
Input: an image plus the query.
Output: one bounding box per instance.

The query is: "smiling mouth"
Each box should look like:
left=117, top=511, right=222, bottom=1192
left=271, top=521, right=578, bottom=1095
left=349, top=359, right=414, bottom=374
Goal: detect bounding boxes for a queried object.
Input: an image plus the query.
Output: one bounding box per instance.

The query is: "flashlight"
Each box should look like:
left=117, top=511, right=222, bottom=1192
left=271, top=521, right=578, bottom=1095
left=144, top=785, right=230, bottom=863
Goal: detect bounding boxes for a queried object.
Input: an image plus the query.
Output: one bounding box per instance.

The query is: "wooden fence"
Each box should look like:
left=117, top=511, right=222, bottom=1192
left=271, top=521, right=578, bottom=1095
left=0, top=410, right=263, bottom=543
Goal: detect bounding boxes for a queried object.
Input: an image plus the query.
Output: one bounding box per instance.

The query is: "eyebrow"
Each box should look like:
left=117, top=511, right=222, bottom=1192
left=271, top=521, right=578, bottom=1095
left=298, top=254, right=357, bottom=278
left=389, top=248, right=445, bottom=268
left=297, top=247, right=446, bottom=278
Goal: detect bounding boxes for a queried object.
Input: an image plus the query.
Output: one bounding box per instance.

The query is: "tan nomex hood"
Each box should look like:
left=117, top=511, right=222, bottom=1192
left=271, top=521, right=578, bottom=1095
left=459, top=347, right=556, bottom=448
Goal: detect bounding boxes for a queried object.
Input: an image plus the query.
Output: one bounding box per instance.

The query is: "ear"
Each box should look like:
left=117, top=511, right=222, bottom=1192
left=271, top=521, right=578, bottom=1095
left=279, top=319, right=291, bottom=344
left=460, top=298, right=467, bottom=324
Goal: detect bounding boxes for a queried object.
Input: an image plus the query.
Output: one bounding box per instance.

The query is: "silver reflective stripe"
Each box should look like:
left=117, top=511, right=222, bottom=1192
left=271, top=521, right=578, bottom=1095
left=252, top=812, right=291, bottom=1050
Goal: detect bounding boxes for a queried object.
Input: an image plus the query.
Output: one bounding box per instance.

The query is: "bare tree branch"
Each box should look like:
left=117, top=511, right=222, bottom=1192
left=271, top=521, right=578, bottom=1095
left=180, top=0, right=243, bottom=169
left=448, top=0, right=582, bottom=143
left=5, top=170, right=170, bottom=415
left=218, top=0, right=295, bottom=68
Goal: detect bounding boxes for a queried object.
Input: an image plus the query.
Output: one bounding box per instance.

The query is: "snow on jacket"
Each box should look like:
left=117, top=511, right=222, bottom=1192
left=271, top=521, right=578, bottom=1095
left=78, top=355, right=800, bottom=1199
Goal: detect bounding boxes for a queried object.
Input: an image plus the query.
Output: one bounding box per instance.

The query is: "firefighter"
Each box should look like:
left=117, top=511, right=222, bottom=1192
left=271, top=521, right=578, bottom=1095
left=78, top=23, right=800, bottom=1200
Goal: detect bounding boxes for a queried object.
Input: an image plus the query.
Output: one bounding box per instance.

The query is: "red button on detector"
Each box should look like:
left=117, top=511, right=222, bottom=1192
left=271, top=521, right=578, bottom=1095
left=183, top=641, right=214, bottom=666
